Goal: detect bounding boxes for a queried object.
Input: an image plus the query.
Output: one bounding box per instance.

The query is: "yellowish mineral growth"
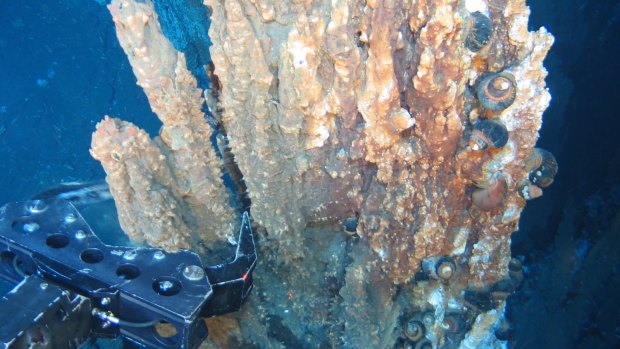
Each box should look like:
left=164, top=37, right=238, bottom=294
left=91, top=0, right=237, bottom=250
left=205, top=0, right=553, bottom=284
left=90, top=116, right=193, bottom=250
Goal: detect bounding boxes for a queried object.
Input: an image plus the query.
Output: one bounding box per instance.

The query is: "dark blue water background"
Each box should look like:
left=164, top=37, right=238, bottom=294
left=0, top=1, right=161, bottom=205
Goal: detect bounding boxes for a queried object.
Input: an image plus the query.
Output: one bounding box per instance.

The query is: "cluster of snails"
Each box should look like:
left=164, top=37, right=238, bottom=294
left=400, top=315, right=433, bottom=349
left=468, top=71, right=516, bottom=210
left=462, top=258, right=524, bottom=312
left=462, top=11, right=558, bottom=208
left=400, top=258, right=522, bottom=347
left=401, top=256, right=521, bottom=347
left=467, top=70, right=516, bottom=153
left=398, top=309, right=470, bottom=349
left=463, top=11, right=514, bottom=153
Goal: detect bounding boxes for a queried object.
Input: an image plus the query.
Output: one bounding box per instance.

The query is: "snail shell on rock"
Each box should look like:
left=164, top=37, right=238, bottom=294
left=469, top=119, right=509, bottom=151
left=464, top=11, right=493, bottom=52
left=435, top=256, right=457, bottom=281
left=443, top=313, right=467, bottom=334
left=476, top=72, right=517, bottom=111
left=525, top=148, right=558, bottom=188
left=422, top=255, right=457, bottom=281
left=472, top=173, right=507, bottom=211
left=403, top=319, right=425, bottom=342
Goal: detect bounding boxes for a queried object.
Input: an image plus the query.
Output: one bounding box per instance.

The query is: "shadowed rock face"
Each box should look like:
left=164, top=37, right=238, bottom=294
left=94, top=0, right=555, bottom=347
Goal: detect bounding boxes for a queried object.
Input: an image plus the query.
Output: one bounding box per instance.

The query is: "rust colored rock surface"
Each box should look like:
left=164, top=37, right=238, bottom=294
left=201, top=1, right=553, bottom=346
left=205, top=0, right=553, bottom=285
left=94, top=0, right=555, bottom=347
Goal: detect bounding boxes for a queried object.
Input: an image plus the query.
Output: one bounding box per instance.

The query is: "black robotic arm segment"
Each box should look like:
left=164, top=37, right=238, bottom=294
left=0, top=199, right=257, bottom=349
left=202, top=211, right=257, bottom=317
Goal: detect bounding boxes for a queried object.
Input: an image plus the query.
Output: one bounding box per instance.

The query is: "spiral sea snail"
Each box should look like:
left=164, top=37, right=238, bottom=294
left=525, top=148, right=558, bottom=188
left=404, top=318, right=425, bottom=342
left=443, top=313, right=467, bottom=334
left=464, top=11, right=493, bottom=52
left=422, top=255, right=458, bottom=282
left=476, top=72, right=517, bottom=111
left=469, top=119, right=509, bottom=151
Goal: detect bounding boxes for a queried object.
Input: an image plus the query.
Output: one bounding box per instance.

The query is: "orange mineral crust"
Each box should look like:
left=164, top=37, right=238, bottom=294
left=206, top=0, right=553, bottom=285
left=95, top=0, right=557, bottom=346
left=90, top=116, right=193, bottom=250
left=92, top=0, right=237, bottom=251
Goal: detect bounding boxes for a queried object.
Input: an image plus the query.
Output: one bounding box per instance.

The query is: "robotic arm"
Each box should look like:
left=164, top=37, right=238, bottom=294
left=0, top=198, right=256, bottom=349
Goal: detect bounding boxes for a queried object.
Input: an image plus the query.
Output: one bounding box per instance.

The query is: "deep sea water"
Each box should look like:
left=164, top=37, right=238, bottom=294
left=0, top=0, right=161, bottom=204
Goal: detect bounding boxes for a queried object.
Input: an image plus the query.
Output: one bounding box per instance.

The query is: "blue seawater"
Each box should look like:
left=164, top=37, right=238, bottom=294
left=0, top=2, right=158, bottom=342
left=0, top=0, right=160, bottom=205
